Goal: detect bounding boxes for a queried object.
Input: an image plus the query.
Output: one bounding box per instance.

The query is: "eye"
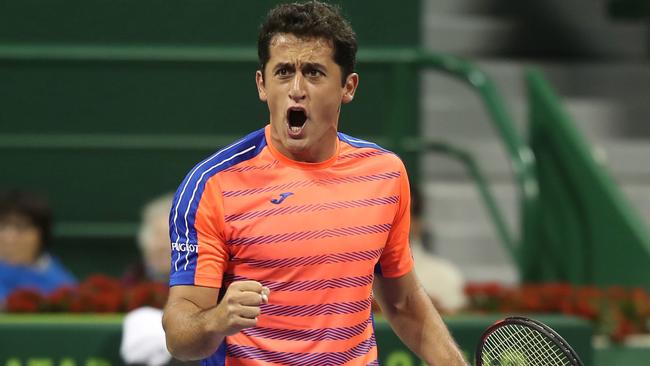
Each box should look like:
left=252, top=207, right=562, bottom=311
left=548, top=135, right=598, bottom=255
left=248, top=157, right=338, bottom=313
left=275, top=67, right=292, bottom=77
left=306, top=69, right=323, bottom=77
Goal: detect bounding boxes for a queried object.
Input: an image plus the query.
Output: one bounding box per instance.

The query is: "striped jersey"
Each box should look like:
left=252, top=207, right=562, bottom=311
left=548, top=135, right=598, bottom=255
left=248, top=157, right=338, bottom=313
left=169, top=125, right=413, bottom=366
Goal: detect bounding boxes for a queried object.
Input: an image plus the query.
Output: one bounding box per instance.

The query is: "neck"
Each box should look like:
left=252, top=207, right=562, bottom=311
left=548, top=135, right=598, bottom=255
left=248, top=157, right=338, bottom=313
left=271, top=132, right=338, bottom=163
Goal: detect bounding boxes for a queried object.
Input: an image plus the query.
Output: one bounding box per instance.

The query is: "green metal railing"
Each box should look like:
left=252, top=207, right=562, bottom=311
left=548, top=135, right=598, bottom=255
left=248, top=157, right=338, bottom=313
left=0, top=45, right=538, bottom=271
left=407, top=140, right=517, bottom=262
left=401, top=50, right=540, bottom=271
left=528, top=68, right=650, bottom=287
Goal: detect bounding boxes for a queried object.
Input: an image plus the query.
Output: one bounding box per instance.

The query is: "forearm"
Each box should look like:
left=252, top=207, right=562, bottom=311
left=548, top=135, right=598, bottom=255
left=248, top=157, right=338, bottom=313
left=379, top=285, right=467, bottom=366
left=162, top=299, right=226, bottom=361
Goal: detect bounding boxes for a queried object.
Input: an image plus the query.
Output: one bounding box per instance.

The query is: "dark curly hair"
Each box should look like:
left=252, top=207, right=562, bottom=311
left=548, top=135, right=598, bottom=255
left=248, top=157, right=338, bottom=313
left=258, top=1, right=357, bottom=85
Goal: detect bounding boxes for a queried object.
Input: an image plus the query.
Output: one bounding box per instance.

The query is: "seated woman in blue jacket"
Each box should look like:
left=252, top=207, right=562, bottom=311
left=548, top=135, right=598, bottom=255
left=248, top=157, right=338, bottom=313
left=0, top=190, right=76, bottom=303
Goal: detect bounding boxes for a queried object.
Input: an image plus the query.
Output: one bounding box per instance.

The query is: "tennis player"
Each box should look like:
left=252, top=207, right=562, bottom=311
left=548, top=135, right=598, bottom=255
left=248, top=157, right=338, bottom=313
left=162, top=1, right=467, bottom=365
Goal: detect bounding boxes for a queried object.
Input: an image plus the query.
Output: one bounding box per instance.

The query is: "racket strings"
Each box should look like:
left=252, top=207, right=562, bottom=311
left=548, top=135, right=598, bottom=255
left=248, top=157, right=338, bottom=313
left=482, top=324, right=572, bottom=366
left=487, top=325, right=568, bottom=366
left=507, top=325, right=565, bottom=365
left=485, top=326, right=549, bottom=365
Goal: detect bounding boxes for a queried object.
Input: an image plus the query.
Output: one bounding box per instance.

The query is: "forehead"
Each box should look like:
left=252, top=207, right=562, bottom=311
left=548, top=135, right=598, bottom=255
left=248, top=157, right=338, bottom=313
left=268, top=33, right=335, bottom=64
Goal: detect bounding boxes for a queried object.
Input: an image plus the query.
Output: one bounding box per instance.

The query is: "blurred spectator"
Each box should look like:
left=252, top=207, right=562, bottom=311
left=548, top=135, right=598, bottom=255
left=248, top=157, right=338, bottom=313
left=410, top=184, right=467, bottom=314
left=120, top=194, right=196, bottom=366
left=0, top=189, right=76, bottom=304
left=121, top=306, right=172, bottom=366
left=122, top=193, right=174, bottom=286
left=120, top=305, right=200, bottom=365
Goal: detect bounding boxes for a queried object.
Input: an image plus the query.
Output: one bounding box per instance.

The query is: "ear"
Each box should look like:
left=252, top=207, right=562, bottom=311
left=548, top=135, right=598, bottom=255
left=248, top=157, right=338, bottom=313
left=256, top=70, right=268, bottom=102
left=341, top=73, right=359, bottom=104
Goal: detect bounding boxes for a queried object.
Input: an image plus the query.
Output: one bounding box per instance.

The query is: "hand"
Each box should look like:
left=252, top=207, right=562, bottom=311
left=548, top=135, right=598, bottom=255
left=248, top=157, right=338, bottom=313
left=213, top=281, right=270, bottom=336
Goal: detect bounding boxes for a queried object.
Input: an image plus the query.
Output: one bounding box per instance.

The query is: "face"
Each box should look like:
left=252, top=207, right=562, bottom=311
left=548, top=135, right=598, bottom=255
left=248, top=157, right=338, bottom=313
left=256, top=34, right=359, bottom=163
left=0, top=213, right=42, bottom=265
left=141, top=214, right=172, bottom=279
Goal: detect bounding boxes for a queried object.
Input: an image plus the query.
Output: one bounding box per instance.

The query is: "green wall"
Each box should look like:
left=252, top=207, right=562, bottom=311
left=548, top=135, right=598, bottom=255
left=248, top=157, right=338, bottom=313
left=0, top=314, right=594, bottom=366
left=0, top=0, right=420, bottom=277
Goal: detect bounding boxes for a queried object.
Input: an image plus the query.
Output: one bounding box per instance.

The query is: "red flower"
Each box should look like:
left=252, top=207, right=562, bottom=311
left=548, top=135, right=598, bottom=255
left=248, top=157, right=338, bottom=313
left=89, top=292, right=123, bottom=313
left=4, top=274, right=171, bottom=314
left=46, top=286, right=76, bottom=312
left=6, top=288, right=44, bottom=313
left=76, top=274, right=125, bottom=313
left=574, top=299, right=599, bottom=320
left=483, top=282, right=504, bottom=297
left=576, top=286, right=602, bottom=300
left=125, top=282, right=169, bottom=311
left=464, top=282, right=650, bottom=342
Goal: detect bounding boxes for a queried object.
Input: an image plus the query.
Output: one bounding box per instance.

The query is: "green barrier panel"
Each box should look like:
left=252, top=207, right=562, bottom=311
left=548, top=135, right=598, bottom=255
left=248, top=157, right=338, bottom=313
left=49, top=237, right=136, bottom=279
left=0, top=1, right=541, bottom=284
left=0, top=314, right=593, bottom=366
left=0, top=147, right=210, bottom=223
left=0, top=0, right=420, bottom=156
left=0, top=0, right=421, bottom=246
left=595, top=343, right=650, bottom=366
left=0, top=45, right=532, bottom=280
left=527, top=69, right=650, bottom=288
left=0, top=1, right=419, bottom=47
left=0, top=315, right=123, bottom=366
left=0, top=59, right=395, bottom=138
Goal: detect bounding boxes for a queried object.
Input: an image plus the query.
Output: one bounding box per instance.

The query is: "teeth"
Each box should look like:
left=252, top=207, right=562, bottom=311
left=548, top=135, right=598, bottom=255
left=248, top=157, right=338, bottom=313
left=290, top=126, right=302, bottom=133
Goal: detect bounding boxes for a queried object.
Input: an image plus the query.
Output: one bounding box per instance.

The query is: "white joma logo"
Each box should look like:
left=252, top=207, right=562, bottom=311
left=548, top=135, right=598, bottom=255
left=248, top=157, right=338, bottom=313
left=172, top=242, right=199, bottom=253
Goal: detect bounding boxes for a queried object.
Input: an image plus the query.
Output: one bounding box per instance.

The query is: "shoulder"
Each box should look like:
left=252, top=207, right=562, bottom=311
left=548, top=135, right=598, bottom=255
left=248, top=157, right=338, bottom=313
left=171, top=128, right=268, bottom=226
left=174, top=128, right=267, bottom=196
left=186, top=128, right=268, bottom=180
left=337, top=132, right=406, bottom=171
left=337, top=131, right=389, bottom=152
left=40, top=254, right=77, bottom=283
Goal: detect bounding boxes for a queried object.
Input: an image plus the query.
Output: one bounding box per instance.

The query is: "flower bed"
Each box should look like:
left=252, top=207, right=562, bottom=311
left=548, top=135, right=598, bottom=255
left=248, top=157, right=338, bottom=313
left=465, top=282, right=650, bottom=342
left=5, top=274, right=167, bottom=313
left=6, top=276, right=649, bottom=344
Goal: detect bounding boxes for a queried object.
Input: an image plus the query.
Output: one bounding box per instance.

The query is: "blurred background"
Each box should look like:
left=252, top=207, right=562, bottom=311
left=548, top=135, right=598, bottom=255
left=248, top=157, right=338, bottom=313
left=0, top=0, right=649, bottom=365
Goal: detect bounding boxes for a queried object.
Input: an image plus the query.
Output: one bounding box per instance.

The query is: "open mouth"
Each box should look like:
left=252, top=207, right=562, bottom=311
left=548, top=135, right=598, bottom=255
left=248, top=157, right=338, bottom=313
left=287, top=108, right=308, bottom=134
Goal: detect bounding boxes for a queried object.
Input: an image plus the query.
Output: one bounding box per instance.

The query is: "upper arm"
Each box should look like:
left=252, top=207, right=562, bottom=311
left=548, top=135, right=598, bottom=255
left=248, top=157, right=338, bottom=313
left=375, top=162, right=413, bottom=278
left=373, top=270, right=421, bottom=310
left=169, top=175, right=229, bottom=288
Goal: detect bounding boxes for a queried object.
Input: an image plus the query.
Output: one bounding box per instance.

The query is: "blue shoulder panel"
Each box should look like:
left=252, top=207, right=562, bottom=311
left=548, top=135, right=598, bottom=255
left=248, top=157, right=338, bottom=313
left=169, top=128, right=266, bottom=285
left=337, top=131, right=391, bottom=153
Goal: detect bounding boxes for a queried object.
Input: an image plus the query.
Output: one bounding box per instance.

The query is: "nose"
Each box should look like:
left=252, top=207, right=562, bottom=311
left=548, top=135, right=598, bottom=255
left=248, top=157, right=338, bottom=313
left=288, top=73, right=306, bottom=101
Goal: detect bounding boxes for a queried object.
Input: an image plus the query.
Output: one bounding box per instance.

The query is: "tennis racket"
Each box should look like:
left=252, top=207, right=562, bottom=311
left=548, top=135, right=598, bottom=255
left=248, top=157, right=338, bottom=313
left=475, top=316, right=584, bottom=366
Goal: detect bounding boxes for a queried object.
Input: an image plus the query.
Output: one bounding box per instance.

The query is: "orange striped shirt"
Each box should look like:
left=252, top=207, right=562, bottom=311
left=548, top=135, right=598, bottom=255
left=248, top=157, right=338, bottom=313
left=170, top=125, right=413, bottom=365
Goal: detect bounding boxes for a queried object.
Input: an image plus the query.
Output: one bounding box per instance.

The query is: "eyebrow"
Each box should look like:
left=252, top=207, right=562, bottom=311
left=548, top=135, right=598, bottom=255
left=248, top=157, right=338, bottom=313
left=272, top=62, right=327, bottom=72
left=301, top=62, right=327, bottom=71
left=272, top=62, right=295, bottom=72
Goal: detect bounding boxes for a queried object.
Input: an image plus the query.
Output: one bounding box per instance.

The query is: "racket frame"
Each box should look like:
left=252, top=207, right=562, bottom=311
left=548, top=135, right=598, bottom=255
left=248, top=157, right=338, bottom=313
left=475, top=316, right=584, bottom=366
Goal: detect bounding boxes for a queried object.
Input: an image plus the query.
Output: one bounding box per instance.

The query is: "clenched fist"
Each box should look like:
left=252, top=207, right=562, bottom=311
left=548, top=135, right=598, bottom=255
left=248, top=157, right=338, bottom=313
left=214, top=281, right=270, bottom=335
